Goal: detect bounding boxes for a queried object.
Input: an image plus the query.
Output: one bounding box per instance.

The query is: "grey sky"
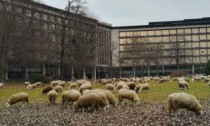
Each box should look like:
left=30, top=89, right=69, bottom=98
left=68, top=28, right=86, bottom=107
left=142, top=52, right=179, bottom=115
left=43, top=0, right=210, bottom=26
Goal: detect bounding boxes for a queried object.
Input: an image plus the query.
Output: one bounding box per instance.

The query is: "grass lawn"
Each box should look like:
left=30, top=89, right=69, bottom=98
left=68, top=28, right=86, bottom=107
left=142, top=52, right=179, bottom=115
left=0, top=79, right=210, bottom=108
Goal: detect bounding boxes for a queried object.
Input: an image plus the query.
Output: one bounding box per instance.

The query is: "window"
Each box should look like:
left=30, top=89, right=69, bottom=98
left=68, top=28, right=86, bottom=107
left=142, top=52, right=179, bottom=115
left=185, top=36, right=191, bottom=41
left=127, top=32, right=133, bottom=37
left=163, top=37, right=169, bottom=42
left=42, top=14, right=48, bottom=20
left=34, top=12, right=40, bottom=18
left=155, top=37, right=162, bottom=42
left=26, top=10, right=31, bottom=17
left=120, top=39, right=126, bottom=44
left=148, top=31, right=154, bottom=36
left=192, top=28, right=198, bottom=34
left=200, top=35, right=206, bottom=40
left=199, top=28, right=206, bottom=33
left=207, top=28, right=210, bottom=33
left=155, top=30, right=161, bottom=35
left=141, top=31, right=147, bottom=36
left=207, top=34, right=210, bottom=40
left=177, top=36, right=184, bottom=41
left=185, top=29, right=191, bottom=34
left=170, top=29, right=176, bottom=34
left=133, top=31, right=140, bottom=36
left=192, top=35, right=199, bottom=41
left=120, top=46, right=125, bottom=51
left=170, top=36, right=176, bottom=42
left=162, top=30, right=169, bottom=35
left=192, top=42, right=199, bottom=48
left=148, top=37, right=154, bottom=42
left=127, top=38, right=133, bottom=44
left=119, top=32, right=126, bottom=37
left=177, top=29, right=184, bottom=34
left=6, top=5, right=11, bottom=11
left=200, top=42, right=206, bottom=47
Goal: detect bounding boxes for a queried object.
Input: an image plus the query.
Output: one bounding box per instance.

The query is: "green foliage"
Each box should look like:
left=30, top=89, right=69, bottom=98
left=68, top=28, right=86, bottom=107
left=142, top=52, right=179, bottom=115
left=205, top=60, right=210, bottom=75
left=170, top=70, right=188, bottom=77
left=29, top=74, right=51, bottom=84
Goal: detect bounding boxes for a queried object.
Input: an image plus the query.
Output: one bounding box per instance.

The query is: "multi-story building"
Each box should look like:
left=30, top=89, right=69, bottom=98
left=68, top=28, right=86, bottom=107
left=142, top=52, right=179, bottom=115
left=0, top=0, right=111, bottom=80
left=112, top=18, right=210, bottom=77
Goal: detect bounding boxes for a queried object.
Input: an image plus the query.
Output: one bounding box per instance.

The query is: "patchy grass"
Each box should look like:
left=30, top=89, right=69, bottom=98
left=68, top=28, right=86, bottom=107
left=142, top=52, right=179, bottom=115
left=0, top=80, right=210, bottom=107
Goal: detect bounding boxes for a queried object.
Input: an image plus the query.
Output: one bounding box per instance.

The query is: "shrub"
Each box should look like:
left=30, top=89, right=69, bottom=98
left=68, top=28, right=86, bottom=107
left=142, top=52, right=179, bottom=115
left=205, top=60, right=210, bottom=75
left=29, top=74, right=51, bottom=84
left=170, top=70, right=188, bottom=77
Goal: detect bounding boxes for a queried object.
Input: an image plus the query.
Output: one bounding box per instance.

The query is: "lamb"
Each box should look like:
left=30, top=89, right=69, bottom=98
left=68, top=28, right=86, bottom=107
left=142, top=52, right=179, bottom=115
left=79, top=83, right=92, bottom=94
left=118, top=88, right=140, bottom=105
left=6, top=92, right=29, bottom=107
left=138, top=83, right=149, bottom=93
left=73, top=93, right=107, bottom=112
left=62, top=90, right=81, bottom=105
left=42, top=86, right=53, bottom=94
left=47, top=90, right=58, bottom=105
left=54, top=85, right=63, bottom=93
left=106, top=84, right=116, bottom=91
left=168, top=92, right=202, bottom=115
left=0, top=83, right=5, bottom=89
left=94, top=89, right=117, bottom=107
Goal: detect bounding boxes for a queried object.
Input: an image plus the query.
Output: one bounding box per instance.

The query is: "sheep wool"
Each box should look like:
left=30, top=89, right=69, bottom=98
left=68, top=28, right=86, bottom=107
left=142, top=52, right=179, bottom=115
left=106, top=84, right=116, bottom=91
left=139, top=83, right=149, bottom=93
left=79, top=84, right=92, bottom=94
left=118, top=88, right=140, bottom=105
left=42, top=86, right=53, bottom=94
left=47, top=90, right=58, bottom=105
left=6, top=92, right=29, bottom=107
left=62, top=90, right=81, bottom=105
left=54, top=85, right=63, bottom=93
left=168, top=92, right=202, bottom=115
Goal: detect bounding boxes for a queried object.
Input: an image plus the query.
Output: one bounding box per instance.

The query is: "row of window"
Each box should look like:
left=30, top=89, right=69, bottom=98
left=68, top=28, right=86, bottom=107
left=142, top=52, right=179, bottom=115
left=119, top=27, right=210, bottom=37
left=119, top=34, right=210, bottom=44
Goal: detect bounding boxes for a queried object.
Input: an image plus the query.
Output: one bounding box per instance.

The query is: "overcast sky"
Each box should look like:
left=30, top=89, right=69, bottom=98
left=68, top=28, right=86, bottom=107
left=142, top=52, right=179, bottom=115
left=43, top=0, right=210, bottom=26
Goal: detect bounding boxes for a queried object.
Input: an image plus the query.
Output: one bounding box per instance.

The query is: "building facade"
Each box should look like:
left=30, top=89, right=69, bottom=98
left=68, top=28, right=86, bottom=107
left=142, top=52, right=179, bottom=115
left=0, top=0, right=111, bottom=80
left=112, top=18, right=210, bottom=77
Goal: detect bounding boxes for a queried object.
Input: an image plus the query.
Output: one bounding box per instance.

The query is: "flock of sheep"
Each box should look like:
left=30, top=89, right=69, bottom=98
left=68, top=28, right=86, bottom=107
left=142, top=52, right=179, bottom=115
left=1, top=75, right=209, bottom=115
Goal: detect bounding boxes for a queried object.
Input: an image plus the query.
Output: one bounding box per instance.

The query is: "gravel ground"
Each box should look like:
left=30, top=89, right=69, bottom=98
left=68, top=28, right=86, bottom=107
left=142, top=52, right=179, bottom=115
left=0, top=101, right=210, bottom=126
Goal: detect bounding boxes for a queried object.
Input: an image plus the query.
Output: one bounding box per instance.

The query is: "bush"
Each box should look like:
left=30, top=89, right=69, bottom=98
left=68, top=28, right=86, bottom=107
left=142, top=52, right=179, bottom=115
left=205, top=60, right=210, bottom=75
left=29, top=74, right=51, bottom=84
left=170, top=70, right=188, bottom=77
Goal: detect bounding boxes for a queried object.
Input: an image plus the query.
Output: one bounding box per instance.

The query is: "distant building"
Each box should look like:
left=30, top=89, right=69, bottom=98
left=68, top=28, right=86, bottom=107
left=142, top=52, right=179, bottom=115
left=112, top=17, right=210, bottom=76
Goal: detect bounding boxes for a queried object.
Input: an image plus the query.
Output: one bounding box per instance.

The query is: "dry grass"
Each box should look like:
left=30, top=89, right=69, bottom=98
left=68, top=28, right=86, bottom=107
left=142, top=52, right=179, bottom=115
left=0, top=79, right=210, bottom=107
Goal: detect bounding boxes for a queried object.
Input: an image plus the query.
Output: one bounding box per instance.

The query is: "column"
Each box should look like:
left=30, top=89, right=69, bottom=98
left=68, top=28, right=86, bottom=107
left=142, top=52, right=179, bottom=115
left=148, top=67, right=150, bottom=76
left=162, top=66, right=165, bottom=75
left=43, top=63, right=45, bottom=76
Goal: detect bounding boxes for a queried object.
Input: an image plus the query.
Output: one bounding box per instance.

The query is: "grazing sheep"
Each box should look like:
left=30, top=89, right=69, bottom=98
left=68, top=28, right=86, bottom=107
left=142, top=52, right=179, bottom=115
left=134, top=84, right=141, bottom=93
left=50, top=80, right=62, bottom=87
left=57, top=81, right=66, bottom=87
left=159, top=78, right=169, bottom=84
left=138, top=83, right=149, bottom=93
left=73, top=93, right=105, bottom=112
left=6, top=92, right=29, bottom=107
left=27, top=84, right=37, bottom=90
left=79, top=83, right=92, bottom=94
left=47, top=90, right=58, bottom=105
left=68, top=83, right=77, bottom=89
left=94, top=89, right=117, bottom=107
left=178, top=81, right=189, bottom=89
left=24, top=82, right=31, bottom=85
left=83, top=90, right=109, bottom=109
left=118, top=88, right=140, bottom=105
left=106, top=84, right=116, bottom=91
left=122, top=84, right=129, bottom=89
left=168, top=92, right=202, bottom=115
left=62, top=90, right=81, bottom=105
left=42, top=86, right=53, bottom=94
left=115, top=81, right=126, bottom=90
left=126, top=82, right=136, bottom=90
left=54, top=85, right=63, bottom=93
left=0, top=83, right=5, bottom=89
left=34, top=82, right=42, bottom=87
left=207, top=81, right=210, bottom=87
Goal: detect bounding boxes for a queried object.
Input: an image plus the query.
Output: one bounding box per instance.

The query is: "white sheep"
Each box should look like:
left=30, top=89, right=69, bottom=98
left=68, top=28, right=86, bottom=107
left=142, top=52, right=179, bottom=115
left=47, top=90, right=58, bottom=105
left=27, top=83, right=37, bottom=90
left=83, top=90, right=109, bottom=110
left=62, top=90, right=81, bottom=105
left=94, top=89, right=117, bottom=107
left=6, top=92, right=29, bottom=107
left=79, top=83, right=92, bottom=94
left=54, top=85, right=63, bottom=93
left=138, top=83, right=149, bottom=93
left=73, top=93, right=107, bottom=112
left=178, top=80, right=189, bottom=89
left=0, top=83, right=5, bottom=89
left=68, top=83, right=77, bottom=89
left=106, top=84, right=116, bottom=91
left=57, top=81, right=66, bottom=87
left=118, top=88, right=140, bottom=105
left=24, top=82, right=31, bottom=85
left=168, top=92, right=202, bottom=115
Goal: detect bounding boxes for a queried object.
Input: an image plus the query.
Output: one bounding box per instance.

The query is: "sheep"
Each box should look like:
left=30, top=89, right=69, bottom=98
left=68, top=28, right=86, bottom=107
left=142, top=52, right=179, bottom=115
left=94, top=89, right=117, bottom=107
left=47, top=90, right=58, bottom=105
left=106, top=84, right=116, bottom=91
left=6, top=92, right=29, bottom=107
left=62, top=90, right=81, bottom=105
left=178, top=80, right=189, bottom=89
left=50, top=80, right=62, bottom=87
left=73, top=93, right=106, bottom=113
left=115, top=81, right=126, bottom=90
left=0, top=83, right=5, bottom=89
left=27, top=83, right=37, bottom=90
left=126, top=82, right=136, bottom=90
left=118, top=88, right=140, bottom=105
left=138, top=83, right=149, bottom=93
left=134, top=84, right=141, bottom=93
left=42, top=86, right=53, bottom=94
left=57, top=81, right=66, bottom=87
left=168, top=92, right=202, bottom=115
left=24, top=82, right=31, bottom=85
left=54, top=85, right=63, bottom=93
left=34, top=81, right=42, bottom=87
left=82, top=90, right=109, bottom=109
left=68, top=83, right=77, bottom=89
left=79, top=83, right=92, bottom=94
left=122, top=84, right=129, bottom=89
left=159, top=78, right=169, bottom=84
